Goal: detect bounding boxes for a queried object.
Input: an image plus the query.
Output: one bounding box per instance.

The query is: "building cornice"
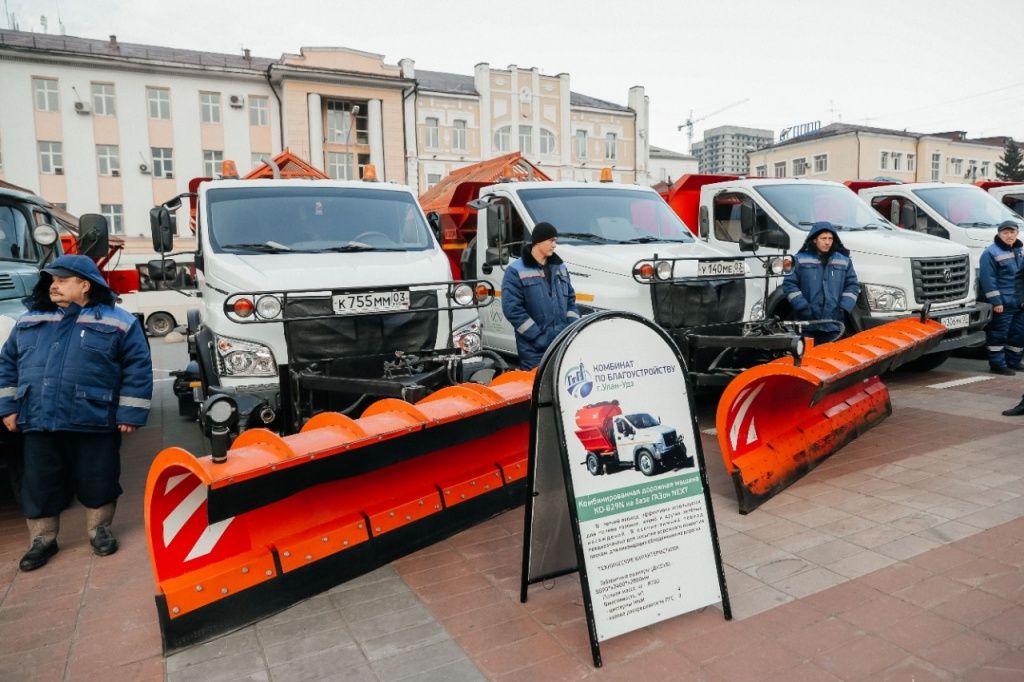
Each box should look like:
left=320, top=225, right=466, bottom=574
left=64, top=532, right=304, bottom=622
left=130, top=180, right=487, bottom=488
left=417, top=90, right=479, bottom=102
left=270, top=64, right=414, bottom=90
left=571, top=105, right=635, bottom=118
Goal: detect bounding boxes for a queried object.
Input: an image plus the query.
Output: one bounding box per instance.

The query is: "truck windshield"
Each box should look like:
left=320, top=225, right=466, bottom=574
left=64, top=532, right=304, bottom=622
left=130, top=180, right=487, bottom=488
left=756, top=184, right=894, bottom=232
left=912, top=187, right=1024, bottom=229
left=206, top=186, right=434, bottom=253
left=625, top=413, right=659, bottom=428
left=0, top=204, right=32, bottom=261
left=517, top=187, right=694, bottom=244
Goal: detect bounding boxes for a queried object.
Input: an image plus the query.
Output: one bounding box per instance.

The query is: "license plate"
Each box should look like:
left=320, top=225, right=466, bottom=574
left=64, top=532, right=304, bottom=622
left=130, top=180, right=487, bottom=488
left=332, top=290, right=411, bottom=315
left=940, top=313, right=969, bottom=330
left=697, top=260, right=745, bottom=277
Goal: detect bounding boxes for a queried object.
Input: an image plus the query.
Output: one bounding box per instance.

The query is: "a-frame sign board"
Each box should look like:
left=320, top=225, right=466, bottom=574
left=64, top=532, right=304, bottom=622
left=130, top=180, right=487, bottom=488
left=520, top=311, right=731, bottom=668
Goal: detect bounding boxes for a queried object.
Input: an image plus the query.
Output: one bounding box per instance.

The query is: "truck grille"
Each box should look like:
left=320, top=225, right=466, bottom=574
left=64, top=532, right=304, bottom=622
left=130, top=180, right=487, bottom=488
left=650, top=279, right=745, bottom=330
left=911, top=255, right=969, bottom=303
left=663, top=429, right=677, bottom=445
left=0, top=274, right=14, bottom=291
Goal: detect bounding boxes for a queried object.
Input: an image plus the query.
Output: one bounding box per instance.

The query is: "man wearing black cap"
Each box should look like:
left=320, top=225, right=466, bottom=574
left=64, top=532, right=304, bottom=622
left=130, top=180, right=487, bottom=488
left=501, top=222, right=579, bottom=370
left=979, top=220, right=1024, bottom=375
left=0, top=255, right=152, bottom=571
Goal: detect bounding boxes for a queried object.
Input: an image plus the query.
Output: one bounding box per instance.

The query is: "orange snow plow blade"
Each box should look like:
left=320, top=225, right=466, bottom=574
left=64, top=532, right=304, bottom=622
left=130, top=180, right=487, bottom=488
left=145, top=372, right=533, bottom=651
left=716, top=319, right=945, bottom=514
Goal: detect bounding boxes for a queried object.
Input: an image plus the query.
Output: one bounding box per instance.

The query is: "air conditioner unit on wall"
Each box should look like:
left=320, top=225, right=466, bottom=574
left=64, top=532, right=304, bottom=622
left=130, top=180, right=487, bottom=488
left=54, top=167, right=64, bottom=175
left=229, top=95, right=244, bottom=108
left=139, top=163, right=150, bottom=174
left=74, top=101, right=91, bottom=114
left=111, top=169, right=120, bottom=177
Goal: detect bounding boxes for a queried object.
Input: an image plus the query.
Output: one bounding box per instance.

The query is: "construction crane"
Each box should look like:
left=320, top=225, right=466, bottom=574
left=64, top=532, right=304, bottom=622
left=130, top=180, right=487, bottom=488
left=678, top=98, right=751, bottom=152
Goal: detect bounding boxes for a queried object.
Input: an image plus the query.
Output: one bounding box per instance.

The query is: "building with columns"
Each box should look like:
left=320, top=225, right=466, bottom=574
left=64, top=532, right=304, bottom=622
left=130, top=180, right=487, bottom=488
left=0, top=29, right=650, bottom=247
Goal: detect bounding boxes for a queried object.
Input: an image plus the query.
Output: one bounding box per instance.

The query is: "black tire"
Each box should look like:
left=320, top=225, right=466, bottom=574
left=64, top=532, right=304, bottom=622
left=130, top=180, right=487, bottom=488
left=637, top=450, right=658, bottom=477
left=586, top=452, right=603, bottom=476
left=899, top=350, right=951, bottom=372
left=146, top=311, right=176, bottom=337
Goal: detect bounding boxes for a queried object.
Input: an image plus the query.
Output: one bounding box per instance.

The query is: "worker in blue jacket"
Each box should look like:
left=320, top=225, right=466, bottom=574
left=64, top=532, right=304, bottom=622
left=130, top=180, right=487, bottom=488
left=782, top=222, right=861, bottom=345
left=0, top=255, right=152, bottom=571
left=979, top=220, right=1024, bottom=375
left=501, top=222, right=580, bottom=370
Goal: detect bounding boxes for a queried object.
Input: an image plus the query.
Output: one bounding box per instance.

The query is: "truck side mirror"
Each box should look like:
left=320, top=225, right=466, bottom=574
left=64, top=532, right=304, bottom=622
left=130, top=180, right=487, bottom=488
left=426, top=211, right=442, bottom=240
left=77, top=214, right=109, bottom=260
left=698, top=205, right=710, bottom=239
left=150, top=206, right=175, bottom=253
left=148, top=258, right=178, bottom=283
left=899, top=204, right=917, bottom=230
left=484, top=245, right=507, bottom=266
left=759, top=229, right=790, bottom=250
left=740, top=203, right=755, bottom=235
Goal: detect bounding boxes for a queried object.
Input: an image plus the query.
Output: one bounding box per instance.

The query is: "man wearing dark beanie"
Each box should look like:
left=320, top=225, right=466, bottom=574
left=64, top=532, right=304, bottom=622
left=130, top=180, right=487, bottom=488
left=501, top=222, right=579, bottom=369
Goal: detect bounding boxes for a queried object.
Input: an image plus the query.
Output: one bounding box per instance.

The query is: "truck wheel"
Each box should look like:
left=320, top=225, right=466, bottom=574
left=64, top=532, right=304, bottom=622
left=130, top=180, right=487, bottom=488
left=146, top=312, right=176, bottom=337
left=899, top=350, right=951, bottom=372
left=586, top=452, right=603, bottom=476
left=637, top=450, right=658, bottom=477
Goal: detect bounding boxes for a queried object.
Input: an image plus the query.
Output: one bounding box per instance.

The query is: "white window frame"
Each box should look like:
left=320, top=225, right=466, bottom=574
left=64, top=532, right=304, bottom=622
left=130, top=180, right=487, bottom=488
left=452, top=119, right=467, bottom=151
left=605, top=133, right=617, bottom=160
left=575, top=130, right=588, bottom=160
left=426, top=173, right=442, bottom=190
left=907, top=154, right=916, bottom=172
left=327, top=151, right=355, bottom=180
left=100, top=204, right=124, bottom=235
left=949, top=157, right=963, bottom=177
left=147, top=88, right=171, bottom=120
left=33, top=77, right=59, bottom=112
left=755, top=165, right=767, bottom=177
left=38, top=141, right=63, bottom=174
left=931, top=152, right=941, bottom=181
left=519, top=125, right=533, bottom=155
left=424, top=117, right=439, bottom=149
left=773, top=161, right=786, bottom=177
left=96, top=145, right=120, bottom=176
left=248, top=96, right=269, bottom=126
left=203, top=150, right=223, bottom=177
left=151, top=147, right=174, bottom=178
left=792, top=157, right=808, bottom=176
left=493, top=126, right=511, bottom=152
left=892, top=152, right=903, bottom=172
left=539, top=129, right=555, bottom=155
left=981, top=160, right=990, bottom=178
left=813, top=154, right=828, bottom=174
left=200, top=92, right=222, bottom=124
left=880, top=151, right=890, bottom=171
left=91, top=82, right=115, bottom=116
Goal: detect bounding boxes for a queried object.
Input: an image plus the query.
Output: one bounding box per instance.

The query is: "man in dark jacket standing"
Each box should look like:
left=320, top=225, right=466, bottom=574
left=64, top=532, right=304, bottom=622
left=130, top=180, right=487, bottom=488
left=979, top=220, right=1024, bottom=375
left=501, top=222, right=580, bottom=370
left=782, top=222, right=860, bottom=345
left=0, top=255, right=152, bottom=571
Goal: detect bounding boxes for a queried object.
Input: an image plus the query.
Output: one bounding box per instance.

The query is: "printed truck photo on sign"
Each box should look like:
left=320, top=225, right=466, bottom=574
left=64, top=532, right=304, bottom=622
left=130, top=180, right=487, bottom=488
left=574, top=400, right=692, bottom=477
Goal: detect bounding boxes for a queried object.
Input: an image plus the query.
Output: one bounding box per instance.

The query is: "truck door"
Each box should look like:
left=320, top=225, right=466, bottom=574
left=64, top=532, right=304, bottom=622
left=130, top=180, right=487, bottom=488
left=711, top=191, right=789, bottom=255
left=477, top=195, right=526, bottom=354
left=612, top=416, right=634, bottom=464
left=868, top=194, right=949, bottom=239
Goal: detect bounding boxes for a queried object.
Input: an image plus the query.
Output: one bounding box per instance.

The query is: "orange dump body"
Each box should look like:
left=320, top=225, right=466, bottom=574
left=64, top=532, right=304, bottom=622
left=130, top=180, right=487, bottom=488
left=715, top=318, right=945, bottom=514
left=145, top=371, right=534, bottom=651
left=573, top=401, right=622, bottom=453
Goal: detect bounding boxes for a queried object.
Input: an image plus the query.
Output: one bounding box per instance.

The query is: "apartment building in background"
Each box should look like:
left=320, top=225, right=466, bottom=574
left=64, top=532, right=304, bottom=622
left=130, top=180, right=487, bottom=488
left=748, top=122, right=1007, bottom=183
left=690, top=125, right=773, bottom=174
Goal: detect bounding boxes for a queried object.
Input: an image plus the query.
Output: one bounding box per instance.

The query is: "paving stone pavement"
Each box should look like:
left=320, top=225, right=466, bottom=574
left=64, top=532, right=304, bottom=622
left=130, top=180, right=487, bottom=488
left=0, top=340, right=1021, bottom=681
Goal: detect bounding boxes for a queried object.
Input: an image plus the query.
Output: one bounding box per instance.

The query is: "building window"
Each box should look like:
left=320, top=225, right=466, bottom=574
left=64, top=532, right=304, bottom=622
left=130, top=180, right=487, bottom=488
left=251, top=152, right=270, bottom=170
left=326, top=100, right=368, bottom=144
left=425, top=117, right=439, bottom=148
left=426, top=173, right=441, bottom=190
left=519, top=126, right=533, bottom=154
left=147, top=88, right=171, bottom=119
left=494, top=126, right=511, bottom=152
left=200, top=92, right=221, bottom=124
left=880, top=151, right=890, bottom=171
left=755, top=165, right=767, bottom=177
left=38, top=141, right=63, bottom=174
left=453, top=120, right=467, bottom=151
left=792, top=157, right=808, bottom=176
left=575, top=130, right=587, bottom=160
left=605, top=133, right=617, bottom=160
left=539, top=129, right=555, bottom=155
left=327, top=151, right=354, bottom=180
left=203, top=150, right=223, bottom=177
left=91, top=83, right=115, bottom=116
left=813, top=154, right=828, bottom=173
left=151, top=147, right=173, bottom=178
left=981, top=161, right=990, bottom=178
left=249, top=96, right=269, bottom=126
left=892, top=152, right=903, bottom=172
left=907, top=154, right=916, bottom=172
left=949, top=157, right=963, bottom=176
left=773, top=161, right=786, bottom=177
left=32, top=77, right=59, bottom=112
left=100, top=204, right=124, bottom=235
left=931, top=152, right=941, bottom=181
left=96, top=145, right=120, bottom=176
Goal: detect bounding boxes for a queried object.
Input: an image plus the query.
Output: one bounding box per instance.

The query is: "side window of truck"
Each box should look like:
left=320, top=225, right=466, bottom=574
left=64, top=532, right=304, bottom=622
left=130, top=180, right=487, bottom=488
left=484, top=198, right=524, bottom=265
left=0, top=204, right=31, bottom=260
left=871, top=195, right=947, bottom=238
left=712, top=193, right=745, bottom=242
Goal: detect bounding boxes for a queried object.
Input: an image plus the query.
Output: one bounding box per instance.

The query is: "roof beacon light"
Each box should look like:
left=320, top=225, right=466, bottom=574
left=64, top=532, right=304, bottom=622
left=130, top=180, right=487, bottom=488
left=361, top=164, right=378, bottom=182
left=599, top=167, right=614, bottom=183
left=221, top=159, right=239, bottom=179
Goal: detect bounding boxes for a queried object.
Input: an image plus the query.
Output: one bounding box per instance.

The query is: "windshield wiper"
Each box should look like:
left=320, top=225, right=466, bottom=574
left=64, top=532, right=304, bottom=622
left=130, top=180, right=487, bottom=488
left=557, top=231, right=615, bottom=243
left=623, top=236, right=692, bottom=243
left=956, top=221, right=999, bottom=228
left=316, top=244, right=405, bottom=252
left=220, top=241, right=292, bottom=253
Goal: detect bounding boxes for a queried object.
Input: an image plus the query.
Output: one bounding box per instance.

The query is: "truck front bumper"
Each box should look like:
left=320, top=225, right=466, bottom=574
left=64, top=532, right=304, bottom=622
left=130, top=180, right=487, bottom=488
left=860, top=303, right=991, bottom=354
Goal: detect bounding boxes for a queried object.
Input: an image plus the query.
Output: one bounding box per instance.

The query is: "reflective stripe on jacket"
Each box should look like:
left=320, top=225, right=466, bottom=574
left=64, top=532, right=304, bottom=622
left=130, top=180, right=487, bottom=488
left=783, top=250, right=860, bottom=331
left=501, top=252, right=579, bottom=369
left=979, top=237, right=1023, bottom=309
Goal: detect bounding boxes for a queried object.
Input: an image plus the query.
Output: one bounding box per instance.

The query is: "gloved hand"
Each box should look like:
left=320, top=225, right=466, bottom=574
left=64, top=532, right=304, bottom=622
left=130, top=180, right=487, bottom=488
left=797, top=307, right=814, bottom=321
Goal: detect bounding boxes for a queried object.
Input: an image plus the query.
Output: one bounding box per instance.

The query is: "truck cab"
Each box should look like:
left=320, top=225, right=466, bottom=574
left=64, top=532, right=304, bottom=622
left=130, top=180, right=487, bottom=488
left=574, top=401, right=689, bottom=476
left=977, top=181, right=1024, bottom=218
left=673, top=176, right=990, bottom=368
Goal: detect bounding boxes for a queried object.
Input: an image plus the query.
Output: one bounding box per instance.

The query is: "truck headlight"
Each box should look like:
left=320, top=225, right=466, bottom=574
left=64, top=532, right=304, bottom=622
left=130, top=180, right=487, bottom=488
left=863, top=283, right=907, bottom=312
left=655, top=261, right=673, bottom=281
left=452, top=319, right=482, bottom=355
left=214, top=334, right=277, bottom=377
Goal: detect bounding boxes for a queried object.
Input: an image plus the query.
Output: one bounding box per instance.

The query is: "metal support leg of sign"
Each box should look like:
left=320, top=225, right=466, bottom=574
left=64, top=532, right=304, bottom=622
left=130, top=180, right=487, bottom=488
left=520, top=311, right=731, bottom=669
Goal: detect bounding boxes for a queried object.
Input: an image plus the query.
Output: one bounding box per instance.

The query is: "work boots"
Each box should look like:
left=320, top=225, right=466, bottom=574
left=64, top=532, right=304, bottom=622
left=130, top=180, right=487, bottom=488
left=19, top=517, right=59, bottom=571
left=85, top=503, right=118, bottom=556
left=1003, top=398, right=1024, bottom=417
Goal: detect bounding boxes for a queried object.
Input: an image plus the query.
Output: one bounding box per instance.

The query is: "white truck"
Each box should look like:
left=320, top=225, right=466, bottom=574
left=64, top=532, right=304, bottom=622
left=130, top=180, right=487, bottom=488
left=663, top=176, right=991, bottom=370
left=573, top=400, right=690, bottom=477
left=150, top=163, right=499, bottom=435
left=977, top=181, right=1024, bottom=218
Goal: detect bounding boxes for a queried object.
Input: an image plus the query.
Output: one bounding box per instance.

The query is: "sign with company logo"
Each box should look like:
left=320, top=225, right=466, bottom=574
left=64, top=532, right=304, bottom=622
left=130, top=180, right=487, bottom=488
left=779, top=120, right=821, bottom=141
left=520, top=312, right=730, bottom=668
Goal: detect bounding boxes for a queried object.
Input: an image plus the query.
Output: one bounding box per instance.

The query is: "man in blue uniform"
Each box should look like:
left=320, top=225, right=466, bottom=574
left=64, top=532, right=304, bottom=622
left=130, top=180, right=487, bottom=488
left=979, top=220, right=1024, bottom=375
left=782, top=222, right=861, bottom=345
left=501, top=222, right=580, bottom=370
left=0, top=255, right=152, bottom=571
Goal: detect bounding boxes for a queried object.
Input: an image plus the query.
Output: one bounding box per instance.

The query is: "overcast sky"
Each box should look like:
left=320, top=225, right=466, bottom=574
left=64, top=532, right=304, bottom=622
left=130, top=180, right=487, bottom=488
left=9, top=0, right=1024, bottom=152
